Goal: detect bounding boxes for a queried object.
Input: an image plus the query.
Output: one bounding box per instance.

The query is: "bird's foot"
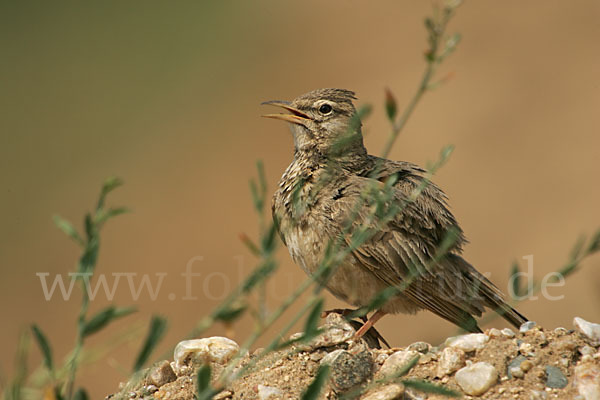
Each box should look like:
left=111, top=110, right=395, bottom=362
left=354, top=310, right=387, bottom=340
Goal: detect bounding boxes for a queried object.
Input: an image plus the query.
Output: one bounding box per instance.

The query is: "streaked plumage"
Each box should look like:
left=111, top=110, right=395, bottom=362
left=265, top=88, right=527, bottom=334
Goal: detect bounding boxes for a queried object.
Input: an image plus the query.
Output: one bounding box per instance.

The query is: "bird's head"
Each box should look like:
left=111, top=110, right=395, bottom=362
left=262, top=88, right=366, bottom=160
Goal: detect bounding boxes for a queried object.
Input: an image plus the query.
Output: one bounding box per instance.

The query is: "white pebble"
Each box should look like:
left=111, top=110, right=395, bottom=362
left=501, top=328, right=516, bottom=337
left=574, top=317, right=600, bottom=345
left=437, top=347, right=466, bottom=376
left=519, top=342, right=535, bottom=357
left=174, top=337, right=239, bottom=370
left=445, top=333, right=489, bottom=352
left=257, top=384, right=283, bottom=400
left=574, top=361, right=600, bottom=400
left=520, top=321, right=537, bottom=332
left=455, top=362, right=498, bottom=396
left=378, top=350, right=419, bottom=378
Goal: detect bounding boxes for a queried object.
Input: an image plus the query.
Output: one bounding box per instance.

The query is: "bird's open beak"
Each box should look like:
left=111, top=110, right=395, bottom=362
left=261, top=100, right=310, bottom=125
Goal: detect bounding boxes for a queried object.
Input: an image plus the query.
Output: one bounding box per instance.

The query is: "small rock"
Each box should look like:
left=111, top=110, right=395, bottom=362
left=579, top=345, right=596, bottom=356
left=574, top=360, right=600, bottom=400
left=574, top=317, right=600, bottom=345
left=521, top=360, right=534, bottom=372
left=553, top=327, right=569, bottom=336
left=321, top=348, right=373, bottom=391
left=520, top=321, right=537, bottom=333
left=510, top=366, right=524, bottom=378
left=361, top=384, right=404, bottom=400
left=257, top=384, right=283, bottom=400
left=455, top=362, right=498, bottom=396
left=501, top=328, right=516, bottom=337
left=213, top=390, right=233, bottom=400
left=142, top=385, right=158, bottom=395
left=148, top=360, right=177, bottom=387
left=519, top=342, right=535, bottom=357
left=378, top=350, right=419, bottom=378
left=174, top=337, right=239, bottom=370
left=487, top=328, right=502, bottom=338
left=445, top=333, right=489, bottom=352
left=545, top=365, right=568, bottom=389
left=437, top=347, right=466, bottom=376
left=292, top=313, right=356, bottom=351
left=407, top=342, right=431, bottom=354
left=507, top=355, right=527, bottom=378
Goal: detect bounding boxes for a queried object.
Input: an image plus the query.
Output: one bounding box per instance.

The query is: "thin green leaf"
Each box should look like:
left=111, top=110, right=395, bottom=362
left=77, top=238, right=99, bottom=274
left=196, top=364, right=219, bottom=400
left=261, top=224, right=278, bottom=254
left=213, top=302, right=247, bottom=323
left=53, top=216, right=84, bottom=247
left=569, top=234, right=586, bottom=261
left=384, top=88, right=397, bottom=121
left=96, top=207, right=130, bottom=226
left=84, top=213, right=95, bottom=241
left=31, top=325, right=53, bottom=372
left=249, top=179, right=263, bottom=213
left=586, top=228, right=600, bottom=254
left=239, top=233, right=261, bottom=256
left=82, top=306, right=136, bottom=338
left=301, top=365, right=330, bottom=400
left=401, top=379, right=460, bottom=397
left=97, top=176, right=124, bottom=210
left=133, top=315, right=168, bottom=371
left=241, top=259, right=277, bottom=293
left=303, top=299, right=324, bottom=336
left=510, top=261, right=521, bottom=299
left=256, top=160, right=267, bottom=200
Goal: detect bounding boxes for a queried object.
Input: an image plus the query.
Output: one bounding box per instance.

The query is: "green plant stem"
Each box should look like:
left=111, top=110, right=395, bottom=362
left=64, top=289, right=89, bottom=400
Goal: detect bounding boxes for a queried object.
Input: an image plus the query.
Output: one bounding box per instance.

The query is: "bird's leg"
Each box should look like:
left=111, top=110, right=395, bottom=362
left=320, top=308, right=357, bottom=318
left=355, top=310, right=387, bottom=339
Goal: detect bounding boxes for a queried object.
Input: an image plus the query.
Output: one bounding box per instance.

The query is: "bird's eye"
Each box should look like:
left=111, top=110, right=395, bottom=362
left=319, top=104, right=333, bottom=114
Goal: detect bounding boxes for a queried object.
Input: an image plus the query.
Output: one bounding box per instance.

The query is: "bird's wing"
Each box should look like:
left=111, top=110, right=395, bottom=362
left=328, top=161, right=488, bottom=331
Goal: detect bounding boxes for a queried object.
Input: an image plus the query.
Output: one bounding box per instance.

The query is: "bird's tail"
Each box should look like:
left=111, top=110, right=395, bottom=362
left=451, top=254, right=529, bottom=329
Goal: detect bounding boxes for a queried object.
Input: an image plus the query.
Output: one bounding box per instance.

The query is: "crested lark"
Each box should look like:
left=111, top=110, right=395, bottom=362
left=263, top=88, right=527, bottom=337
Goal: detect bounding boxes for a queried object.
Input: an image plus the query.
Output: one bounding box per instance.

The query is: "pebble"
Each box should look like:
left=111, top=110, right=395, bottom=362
left=291, top=313, right=355, bottom=351
left=407, top=342, right=431, bottom=353
left=574, top=317, right=600, bottom=345
left=174, top=337, right=239, bottom=370
left=510, top=366, right=524, bottom=378
left=455, top=362, right=498, bottom=396
left=148, top=360, right=177, bottom=387
left=520, top=321, right=538, bottom=333
left=501, top=328, right=516, bottom=337
left=545, top=365, right=568, bottom=389
left=507, top=355, right=527, bottom=378
left=579, top=345, right=596, bottom=357
left=574, top=360, right=600, bottom=400
left=554, top=327, right=569, bottom=336
left=361, top=384, right=404, bottom=400
left=519, top=342, right=535, bottom=357
left=257, top=384, right=283, bottom=400
left=378, top=350, right=419, bottom=378
left=213, top=390, right=233, bottom=400
left=487, top=328, right=502, bottom=338
left=437, top=347, right=466, bottom=376
left=320, top=348, right=373, bottom=391
left=445, top=333, right=489, bottom=352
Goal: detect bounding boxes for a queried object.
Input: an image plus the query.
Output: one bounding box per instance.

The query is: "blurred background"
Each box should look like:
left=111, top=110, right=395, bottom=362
left=1, top=0, right=599, bottom=397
